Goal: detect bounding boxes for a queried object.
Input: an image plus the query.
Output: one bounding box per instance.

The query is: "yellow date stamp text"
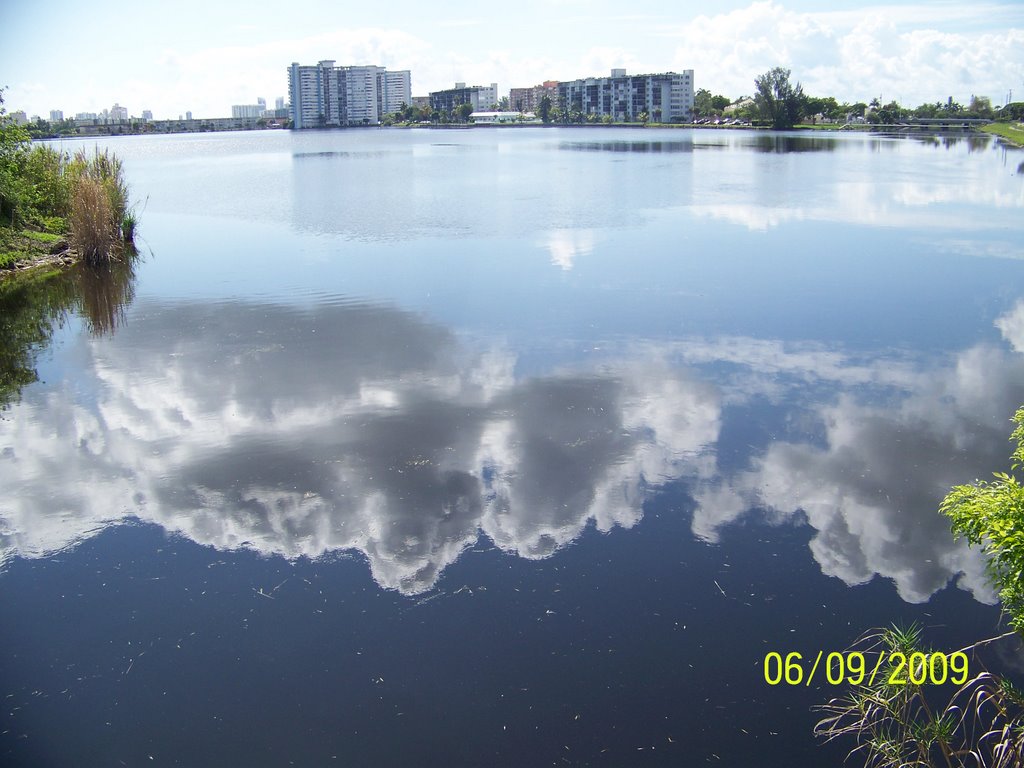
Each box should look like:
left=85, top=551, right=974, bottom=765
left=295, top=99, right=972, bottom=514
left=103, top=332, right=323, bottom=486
left=763, top=650, right=969, bottom=687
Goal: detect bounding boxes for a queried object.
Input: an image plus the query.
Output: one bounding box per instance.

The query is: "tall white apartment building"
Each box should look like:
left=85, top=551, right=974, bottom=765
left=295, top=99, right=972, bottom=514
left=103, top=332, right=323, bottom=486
left=289, top=61, right=413, bottom=129
left=289, top=62, right=327, bottom=129
left=557, top=69, right=694, bottom=122
left=343, top=65, right=381, bottom=124
left=49, top=110, right=64, bottom=122
left=379, top=70, right=412, bottom=114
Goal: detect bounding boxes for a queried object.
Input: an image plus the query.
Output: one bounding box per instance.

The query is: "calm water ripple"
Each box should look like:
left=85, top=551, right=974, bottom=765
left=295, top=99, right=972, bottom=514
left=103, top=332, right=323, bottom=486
left=2, top=127, right=1023, bottom=766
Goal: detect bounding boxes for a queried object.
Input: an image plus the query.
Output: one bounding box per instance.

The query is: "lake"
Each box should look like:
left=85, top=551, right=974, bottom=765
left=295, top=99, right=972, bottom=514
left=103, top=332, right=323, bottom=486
left=2, top=126, right=1024, bottom=766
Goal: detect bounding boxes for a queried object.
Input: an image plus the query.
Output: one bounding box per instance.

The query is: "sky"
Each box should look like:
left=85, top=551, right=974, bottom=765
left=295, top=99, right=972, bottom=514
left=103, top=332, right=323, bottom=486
left=2, top=0, right=1023, bottom=120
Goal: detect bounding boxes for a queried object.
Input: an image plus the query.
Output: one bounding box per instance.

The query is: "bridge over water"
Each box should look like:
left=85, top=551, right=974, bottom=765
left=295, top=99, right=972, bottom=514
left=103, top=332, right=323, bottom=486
left=841, top=117, right=993, bottom=133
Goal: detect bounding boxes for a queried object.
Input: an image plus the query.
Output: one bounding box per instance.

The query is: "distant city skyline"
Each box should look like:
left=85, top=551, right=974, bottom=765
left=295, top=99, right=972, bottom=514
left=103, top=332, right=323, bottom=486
left=3, top=0, right=1023, bottom=120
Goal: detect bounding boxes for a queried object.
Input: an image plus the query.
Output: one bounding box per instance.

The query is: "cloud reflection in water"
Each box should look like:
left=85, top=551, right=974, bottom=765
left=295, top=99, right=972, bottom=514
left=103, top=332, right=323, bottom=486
left=3, top=297, right=1023, bottom=603
left=0, top=299, right=718, bottom=594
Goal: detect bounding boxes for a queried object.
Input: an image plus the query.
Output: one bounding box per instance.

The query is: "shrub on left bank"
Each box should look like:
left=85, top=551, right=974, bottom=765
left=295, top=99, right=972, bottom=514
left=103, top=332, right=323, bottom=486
left=2, top=89, right=135, bottom=266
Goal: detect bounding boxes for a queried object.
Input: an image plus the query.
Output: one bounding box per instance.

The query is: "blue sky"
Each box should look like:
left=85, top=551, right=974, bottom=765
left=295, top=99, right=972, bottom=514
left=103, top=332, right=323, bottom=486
left=2, top=0, right=1022, bottom=119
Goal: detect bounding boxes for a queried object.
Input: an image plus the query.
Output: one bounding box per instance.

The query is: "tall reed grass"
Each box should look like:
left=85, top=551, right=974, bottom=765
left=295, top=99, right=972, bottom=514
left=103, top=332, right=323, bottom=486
left=67, top=148, right=135, bottom=265
left=70, top=176, right=114, bottom=266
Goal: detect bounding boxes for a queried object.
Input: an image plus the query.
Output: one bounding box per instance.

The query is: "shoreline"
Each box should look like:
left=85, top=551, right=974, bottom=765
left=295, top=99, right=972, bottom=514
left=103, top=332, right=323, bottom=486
left=39, top=120, right=1019, bottom=142
left=0, top=224, right=71, bottom=274
left=0, top=236, right=75, bottom=278
left=15, top=120, right=1015, bottom=278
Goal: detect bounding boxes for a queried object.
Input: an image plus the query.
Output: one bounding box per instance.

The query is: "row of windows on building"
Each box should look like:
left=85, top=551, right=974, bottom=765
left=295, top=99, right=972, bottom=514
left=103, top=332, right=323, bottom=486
left=288, top=62, right=412, bottom=129
left=412, top=71, right=694, bottom=123
left=289, top=64, right=695, bottom=129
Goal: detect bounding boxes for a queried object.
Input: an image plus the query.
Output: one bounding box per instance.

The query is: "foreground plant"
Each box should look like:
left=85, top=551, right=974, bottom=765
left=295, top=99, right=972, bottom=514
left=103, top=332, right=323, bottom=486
left=815, top=626, right=1022, bottom=767
left=941, top=408, right=1024, bottom=634
left=817, top=408, right=1024, bottom=767
left=66, top=148, right=135, bottom=265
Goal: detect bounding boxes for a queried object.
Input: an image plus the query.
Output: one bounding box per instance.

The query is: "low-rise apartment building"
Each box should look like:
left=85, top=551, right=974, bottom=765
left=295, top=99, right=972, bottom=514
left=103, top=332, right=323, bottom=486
left=429, top=83, right=499, bottom=115
left=557, top=69, right=694, bottom=122
left=509, top=81, right=558, bottom=113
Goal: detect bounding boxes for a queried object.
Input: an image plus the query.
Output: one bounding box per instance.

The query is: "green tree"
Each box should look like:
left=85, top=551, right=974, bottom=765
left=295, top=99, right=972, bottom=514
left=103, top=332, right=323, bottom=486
left=998, top=102, right=1024, bottom=121
left=754, top=67, right=804, bottom=129
left=694, top=89, right=732, bottom=119
left=693, top=88, right=714, bottom=118
left=942, top=97, right=964, bottom=115
left=397, top=102, right=417, bottom=123
left=456, top=102, right=474, bottom=122
left=942, top=406, right=1024, bottom=631
left=800, top=95, right=840, bottom=122
left=967, top=96, right=994, bottom=119
left=869, top=100, right=907, bottom=124
left=0, top=88, right=31, bottom=225
left=538, top=95, right=552, bottom=124
left=847, top=102, right=867, bottom=119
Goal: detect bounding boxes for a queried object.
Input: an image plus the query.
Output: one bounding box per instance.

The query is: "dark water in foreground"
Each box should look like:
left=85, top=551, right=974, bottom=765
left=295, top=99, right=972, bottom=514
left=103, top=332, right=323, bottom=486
left=2, top=127, right=1024, bottom=766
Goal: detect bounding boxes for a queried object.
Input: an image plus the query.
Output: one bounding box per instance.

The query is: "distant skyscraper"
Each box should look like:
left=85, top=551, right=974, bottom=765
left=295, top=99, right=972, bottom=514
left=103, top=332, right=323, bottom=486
left=275, top=96, right=285, bottom=110
left=232, top=104, right=265, bottom=118
left=186, top=111, right=193, bottom=121
left=142, top=110, right=153, bottom=121
left=110, top=103, right=128, bottom=121
left=288, top=61, right=411, bottom=129
left=49, top=109, right=64, bottom=122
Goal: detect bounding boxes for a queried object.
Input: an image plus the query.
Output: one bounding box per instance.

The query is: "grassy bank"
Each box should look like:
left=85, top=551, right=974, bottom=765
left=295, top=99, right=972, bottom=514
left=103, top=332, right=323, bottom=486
left=0, top=146, right=135, bottom=274
left=0, top=225, right=67, bottom=270
left=981, top=122, right=1024, bottom=147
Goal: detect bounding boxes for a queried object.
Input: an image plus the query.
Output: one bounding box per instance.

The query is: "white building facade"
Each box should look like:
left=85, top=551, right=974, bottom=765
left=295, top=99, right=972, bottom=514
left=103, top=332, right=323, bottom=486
left=428, top=83, right=499, bottom=114
left=379, top=70, right=412, bottom=115
left=289, top=61, right=412, bottom=128
left=232, top=104, right=266, bottom=118
left=557, top=69, right=694, bottom=122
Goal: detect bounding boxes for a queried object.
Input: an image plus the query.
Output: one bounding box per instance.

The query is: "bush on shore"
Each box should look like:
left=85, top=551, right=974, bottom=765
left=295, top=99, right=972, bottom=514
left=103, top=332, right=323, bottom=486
left=67, top=148, right=134, bottom=265
left=2, top=91, right=135, bottom=268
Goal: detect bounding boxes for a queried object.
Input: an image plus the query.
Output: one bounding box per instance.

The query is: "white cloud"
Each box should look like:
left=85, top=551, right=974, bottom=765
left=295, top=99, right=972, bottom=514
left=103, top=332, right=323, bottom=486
left=669, top=2, right=1024, bottom=105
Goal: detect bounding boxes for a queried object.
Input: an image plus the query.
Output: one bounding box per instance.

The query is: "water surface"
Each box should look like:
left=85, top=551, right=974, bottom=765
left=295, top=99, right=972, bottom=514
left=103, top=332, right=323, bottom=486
left=3, top=127, right=1024, bottom=766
